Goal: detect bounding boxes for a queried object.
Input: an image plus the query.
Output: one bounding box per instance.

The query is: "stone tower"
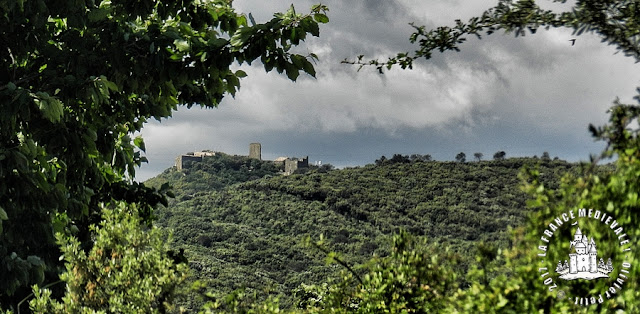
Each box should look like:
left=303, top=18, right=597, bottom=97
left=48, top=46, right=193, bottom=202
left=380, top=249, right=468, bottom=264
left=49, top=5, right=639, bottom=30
left=249, top=143, right=261, bottom=160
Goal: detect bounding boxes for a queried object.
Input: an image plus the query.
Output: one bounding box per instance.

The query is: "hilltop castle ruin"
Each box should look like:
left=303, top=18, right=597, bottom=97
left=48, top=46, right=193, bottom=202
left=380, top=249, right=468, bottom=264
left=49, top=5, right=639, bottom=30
left=174, top=150, right=216, bottom=171
left=174, top=143, right=308, bottom=175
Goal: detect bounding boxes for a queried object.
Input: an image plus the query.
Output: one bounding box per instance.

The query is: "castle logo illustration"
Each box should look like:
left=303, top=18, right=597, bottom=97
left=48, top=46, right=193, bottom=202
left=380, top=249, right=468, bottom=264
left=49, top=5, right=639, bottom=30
left=535, top=208, right=633, bottom=307
left=555, top=227, right=613, bottom=280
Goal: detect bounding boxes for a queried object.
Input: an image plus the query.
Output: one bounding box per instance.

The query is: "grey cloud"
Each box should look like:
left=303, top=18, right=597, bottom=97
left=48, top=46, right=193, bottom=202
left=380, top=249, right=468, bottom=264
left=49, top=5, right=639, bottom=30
left=136, top=0, right=639, bottom=180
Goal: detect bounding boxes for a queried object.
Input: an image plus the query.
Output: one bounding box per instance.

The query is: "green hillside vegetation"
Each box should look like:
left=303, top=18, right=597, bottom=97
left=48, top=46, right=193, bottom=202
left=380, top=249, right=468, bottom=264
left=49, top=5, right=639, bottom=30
left=145, top=153, right=610, bottom=310
left=147, top=153, right=285, bottom=197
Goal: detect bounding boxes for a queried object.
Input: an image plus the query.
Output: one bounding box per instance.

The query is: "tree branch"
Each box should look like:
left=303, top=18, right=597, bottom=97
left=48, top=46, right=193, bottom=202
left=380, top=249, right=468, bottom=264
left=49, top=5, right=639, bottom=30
left=0, top=73, right=40, bottom=91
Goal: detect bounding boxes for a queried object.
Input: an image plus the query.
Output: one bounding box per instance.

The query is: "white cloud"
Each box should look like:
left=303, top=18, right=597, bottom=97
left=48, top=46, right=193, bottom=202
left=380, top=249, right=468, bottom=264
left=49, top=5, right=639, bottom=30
left=168, top=56, right=502, bottom=134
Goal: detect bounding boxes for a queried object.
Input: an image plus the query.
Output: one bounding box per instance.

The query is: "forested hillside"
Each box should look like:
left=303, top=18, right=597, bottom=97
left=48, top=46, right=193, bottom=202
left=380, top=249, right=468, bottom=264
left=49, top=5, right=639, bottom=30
left=144, top=154, right=606, bottom=310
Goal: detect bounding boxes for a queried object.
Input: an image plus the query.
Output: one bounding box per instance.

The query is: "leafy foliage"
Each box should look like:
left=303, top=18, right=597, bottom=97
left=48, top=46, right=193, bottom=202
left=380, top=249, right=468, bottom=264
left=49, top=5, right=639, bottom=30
left=150, top=0, right=640, bottom=309
left=28, top=201, right=188, bottom=313
left=493, top=151, right=506, bottom=161
left=307, top=230, right=460, bottom=313
left=0, top=0, right=327, bottom=308
left=443, top=103, right=640, bottom=313
left=148, top=153, right=597, bottom=310
left=145, top=153, right=284, bottom=197
left=337, top=0, right=640, bottom=311
left=177, top=109, right=637, bottom=313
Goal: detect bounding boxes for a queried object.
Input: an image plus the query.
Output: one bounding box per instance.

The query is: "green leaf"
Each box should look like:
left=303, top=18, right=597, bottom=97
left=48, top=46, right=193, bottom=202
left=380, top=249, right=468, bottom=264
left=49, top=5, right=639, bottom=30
left=35, top=93, right=64, bottom=123
left=285, top=64, right=300, bottom=81
left=134, top=136, right=146, bottom=152
left=174, top=39, right=190, bottom=52
left=235, top=70, right=247, bottom=78
left=291, top=54, right=305, bottom=68
left=237, top=15, right=247, bottom=27
left=313, top=13, right=329, bottom=23
left=230, top=27, right=253, bottom=48
left=101, top=77, right=119, bottom=92
left=0, top=206, right=7, bottom=220
left=301, top=18, right=320, bottom=37
left=301, top=58, right=316, bottom=77
left=88, top=7, right=110, bottom=22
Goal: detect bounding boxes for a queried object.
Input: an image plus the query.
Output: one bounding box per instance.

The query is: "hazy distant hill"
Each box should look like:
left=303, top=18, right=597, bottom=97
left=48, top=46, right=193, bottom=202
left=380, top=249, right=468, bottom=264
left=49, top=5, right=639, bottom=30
left=144, top=154, right=603, bottom=309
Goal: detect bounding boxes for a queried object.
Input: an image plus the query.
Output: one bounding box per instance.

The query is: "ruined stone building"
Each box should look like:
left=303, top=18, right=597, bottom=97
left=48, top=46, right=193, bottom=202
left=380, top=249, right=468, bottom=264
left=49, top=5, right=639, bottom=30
left=174, top=151, right=216, bottom=170
left=249, top=143, right=261, bottom=160
left=174, top=143, right=309, bottom=175
left=284, top=156, right=308, bottom=175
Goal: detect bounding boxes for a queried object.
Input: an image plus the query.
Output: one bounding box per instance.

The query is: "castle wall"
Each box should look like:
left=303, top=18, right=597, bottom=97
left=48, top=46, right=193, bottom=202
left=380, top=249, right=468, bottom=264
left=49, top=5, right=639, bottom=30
left=284, top=156, right=309, bottom=175
left=175, top=155, right=203, bottom=170
left=299, top=156, right=308, bottom=168
left=284, top=159, right=298, bottom=175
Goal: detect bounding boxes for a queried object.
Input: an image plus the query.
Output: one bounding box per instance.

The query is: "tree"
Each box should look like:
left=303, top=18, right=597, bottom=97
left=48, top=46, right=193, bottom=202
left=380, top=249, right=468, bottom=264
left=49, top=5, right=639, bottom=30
left=391, top=153, right=411, bottom=164
left=0, top=0, right=328, bottom=309
left=474, top=152, right=483, bottom=162
left=493, top=151, right=506, bottom=161
left=29, top=201, right=188, bottom=313
left=307, top=231, right=459, bottom=313
left=455, top=152, right=466, bottom=162
left=410, top=154, right=433, bottom=162
left=541, top=151, right=551, bottom=161
left=375, top=155, right=387, bottom=166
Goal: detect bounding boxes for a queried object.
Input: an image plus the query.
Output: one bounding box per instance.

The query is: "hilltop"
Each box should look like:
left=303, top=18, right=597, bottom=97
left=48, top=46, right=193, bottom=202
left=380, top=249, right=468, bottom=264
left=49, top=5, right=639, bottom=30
left=145, top=153, right=607, bottom=309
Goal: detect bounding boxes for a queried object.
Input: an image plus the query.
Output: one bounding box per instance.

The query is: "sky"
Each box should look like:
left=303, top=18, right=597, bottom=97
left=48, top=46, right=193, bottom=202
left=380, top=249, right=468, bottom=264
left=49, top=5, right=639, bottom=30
left=136, top=0, right=640, bottom=181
